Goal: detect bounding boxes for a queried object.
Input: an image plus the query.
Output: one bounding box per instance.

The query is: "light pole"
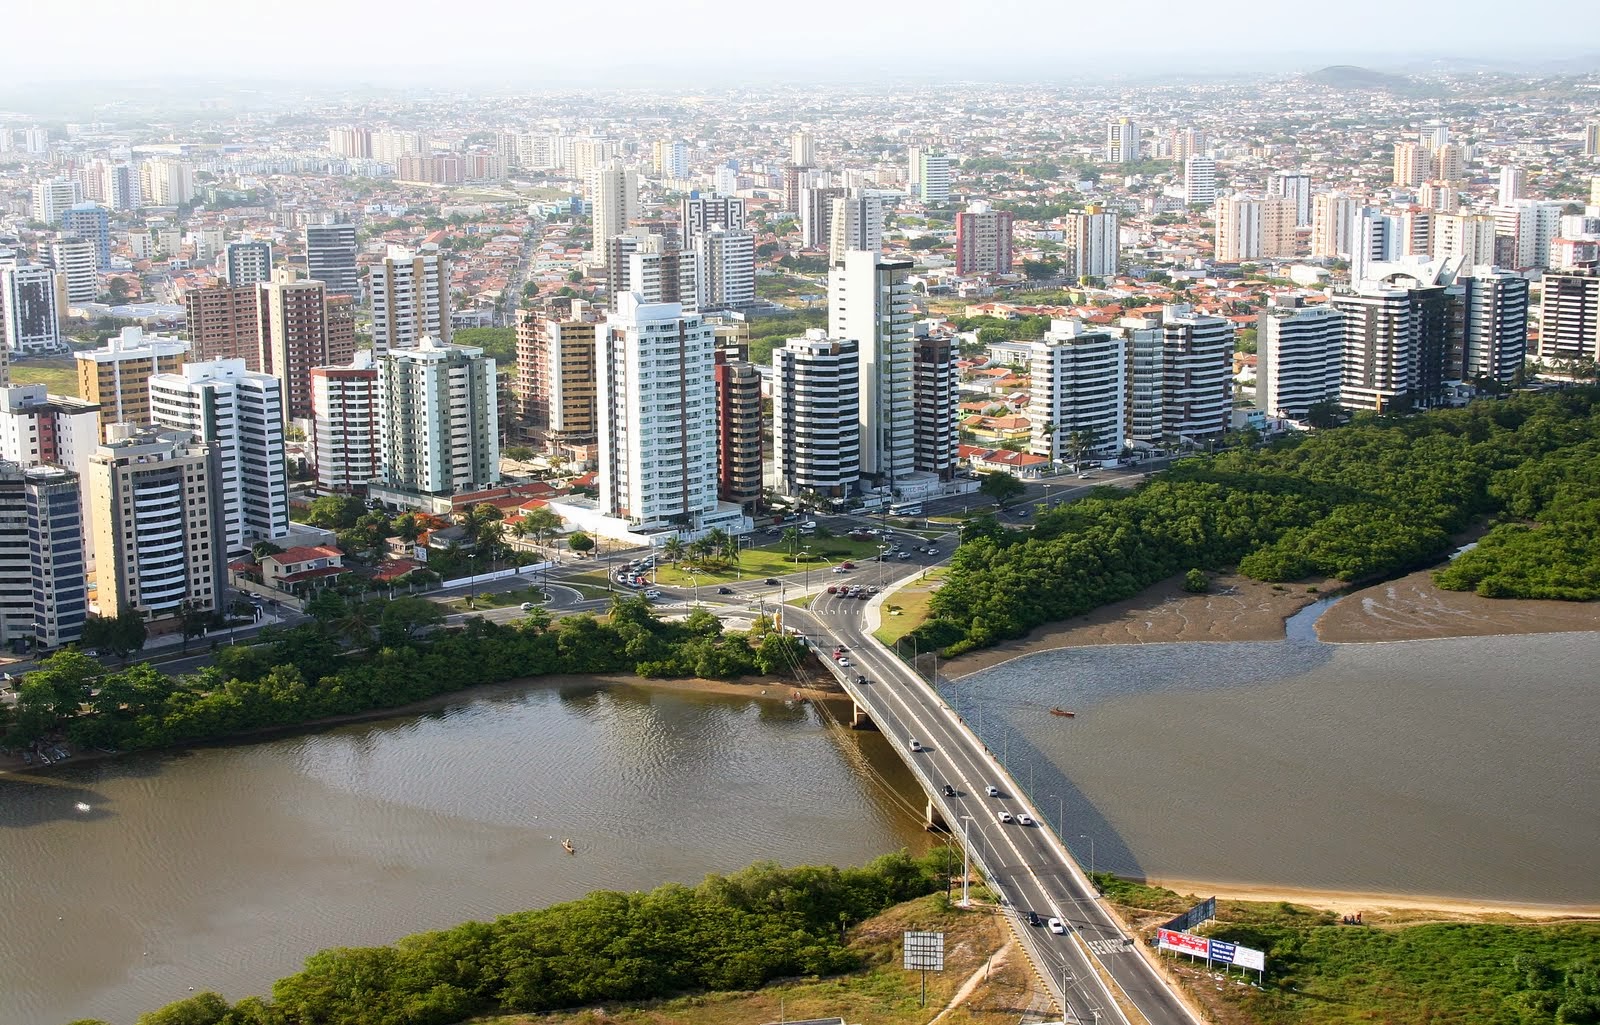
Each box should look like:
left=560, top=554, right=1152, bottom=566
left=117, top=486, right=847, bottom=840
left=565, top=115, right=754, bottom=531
left=1048, top=793, right=1063, bottom=836
left=803, top=544, right=812, bottom=592
left=959, top=815, right=973, bottom=908
left=1079, top=833, right=1096, bottom=878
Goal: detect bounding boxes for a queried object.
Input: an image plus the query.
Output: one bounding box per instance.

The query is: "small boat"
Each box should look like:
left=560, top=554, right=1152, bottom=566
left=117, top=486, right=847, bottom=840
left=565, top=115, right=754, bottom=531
left=562, top=838, right=576, bottom=855
left=74, top=802, right=91, bottom=813
left=1049, top=707, right=1076, bottom=718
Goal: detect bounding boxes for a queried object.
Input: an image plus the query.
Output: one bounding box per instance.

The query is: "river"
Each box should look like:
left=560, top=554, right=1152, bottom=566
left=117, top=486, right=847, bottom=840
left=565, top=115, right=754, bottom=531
left=947, top=604, right=1600, bottom=905
left=0, top=681, right=934, bottom=1025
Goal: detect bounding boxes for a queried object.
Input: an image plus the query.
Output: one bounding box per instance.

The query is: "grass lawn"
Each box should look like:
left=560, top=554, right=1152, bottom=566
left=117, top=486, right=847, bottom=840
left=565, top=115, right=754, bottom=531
left=479, top=891, right=1035, bottom=1025
left=651, top=537, right=893, bottom=586
left=444, top=585, right=548, bottom=612
left=875, top=567, right=947, bottom=646
left=8, top=358, right=79, bottom=397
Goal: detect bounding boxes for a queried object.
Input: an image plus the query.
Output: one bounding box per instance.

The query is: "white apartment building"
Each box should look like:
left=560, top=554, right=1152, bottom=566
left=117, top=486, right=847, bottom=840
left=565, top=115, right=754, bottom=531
left=1184, top=156, right=1217, bottom=207
left=1492, top=200, right=1563, bottom=270
left=370, top=244, right=449, bottom=354
left=1027, top=321, right=1127, bottom=464
left=772, top=332, right=861, bottom=498
left=802, top=185, right=845, bottom=249
left=151, top=359, right=289, bottom=557
left=1433, top=213, right=1497, bottom=265
left=1457, top=269, right=1529, bottom=385
left=30, top=177, right=80, bottom=225
left=0, top=384, right=102, bottom=567
left=1537, top=270, right=1600, bottom=362
left=1498, top=165, right=1526, bottom=206
left=1392, top=142, right=1432, bottom=187
left=1257, top=301, right=1344, bottom=419
left=0, top=261, right=63, bottom=355
left=791, top=131, right=815, bottom=168
left=828, top=190, right=885, bottom=266
left=141, top=159, right=194, bottom=206
left=1105, top=118, right=1139, bottom=163
left=908, top=148, right=951, bottom=202
left=311, top=351, right=380, bottom=493
left=0, top=463, right=88, bottom=651
left=1158, top=305, right=1234, bottom=441
left=49, top=235, right=98, bottom=306
left=680, top=195, right=745, bottom=239
left=88, top=425, right=225, bottom=621
left=830, top=251, right=915, bottom=486
left=596, top=293, right=719, bottom=530
left=588, top=160, right=640, bottom=259
left=1214, top=195, right=1295, bottom=263
left=1312, top=193, right=1359, bottom=260
left=1064, top=208, right=1120, bottom=280
left=692, top=229, right=756, bottom=310
left=1270, top=171, right=1313, bottom=227
left=376, top=337, right=499, bottom=498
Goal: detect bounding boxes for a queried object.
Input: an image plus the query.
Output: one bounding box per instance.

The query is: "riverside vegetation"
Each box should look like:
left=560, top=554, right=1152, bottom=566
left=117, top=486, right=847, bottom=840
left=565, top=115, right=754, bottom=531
left=915, top=390, right=1600, bottom=655
left=0, top=595, right=805, bottom=753
left=69, top=853, right=954, bottom=1025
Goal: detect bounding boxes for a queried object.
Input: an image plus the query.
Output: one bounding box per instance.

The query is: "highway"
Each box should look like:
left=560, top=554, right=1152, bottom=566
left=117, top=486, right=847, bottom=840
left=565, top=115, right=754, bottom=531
left=786, top=570, right=1198, bottom=1025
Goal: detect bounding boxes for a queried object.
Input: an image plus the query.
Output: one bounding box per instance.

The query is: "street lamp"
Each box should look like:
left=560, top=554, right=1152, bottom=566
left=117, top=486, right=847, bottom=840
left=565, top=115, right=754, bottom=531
left=1079, top=833, right=1096, bottom=878
left=803, top=544, right=812, bottom=592
left=1048, top=793, right=1063, bottom=836
left=959, top=815, right=974, bottom=908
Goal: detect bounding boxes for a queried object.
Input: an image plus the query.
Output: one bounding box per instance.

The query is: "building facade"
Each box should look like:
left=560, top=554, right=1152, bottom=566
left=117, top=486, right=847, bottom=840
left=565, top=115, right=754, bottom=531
left=0, top=463, right=87, bottom=651
left=713, top=350, right=762, bottom=508
left=1, top=261, right=64, bottom=355
left=225, top=241, right=273, bottom=287
left=185, top=284, right=264, bottom=370
left=514, top=302, right=599, bottom=439
left=1257, top=300, right=1345, bottom=419
left=829, top=251, right=914, bottom=487
left=305, top=221, right=359, bottom=297
left=311, top=351, right=380, bottom=493
left=376, top=338, right=500, bottom=498
left=1027, top=322, right=1126, bottom=464
left=955, top=205, right=1014, bottom=276
left=370, top=245, right=450, bottom=354
left=75, top=327, right=189, bottom=435
left=913, top=335, right=958, bottom=480
left=772, top=333, right=860, bottom=498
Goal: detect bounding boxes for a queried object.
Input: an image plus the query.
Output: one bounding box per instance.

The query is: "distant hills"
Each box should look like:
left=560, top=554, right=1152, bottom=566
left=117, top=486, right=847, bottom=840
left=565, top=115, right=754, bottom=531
left=1305, top=65, right=1415, bottom=89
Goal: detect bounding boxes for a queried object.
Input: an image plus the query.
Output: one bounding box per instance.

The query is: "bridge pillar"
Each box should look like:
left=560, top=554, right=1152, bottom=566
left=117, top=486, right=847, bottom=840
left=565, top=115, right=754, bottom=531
left=850, top=701, right=876, bottom=730
left=925, top=797, right=948, bottom=833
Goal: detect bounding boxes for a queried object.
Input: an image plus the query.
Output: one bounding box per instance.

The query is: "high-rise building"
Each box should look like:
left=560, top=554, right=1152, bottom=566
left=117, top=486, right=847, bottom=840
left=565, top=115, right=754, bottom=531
left=828, top=190, right=885, bottom=266
left=1537, top=270, right=1600, bottom=363
left=1433, top=213, right=1498, bottom=266
left=376, top=337, right=499, bottom=498
left=955, top=204, right=1014, bottom=276
left=1, top=261, right=63, bottom=356
left=713, top=350, right=762, bottom=508
left=1171, top=128, right=1207, bottom=162
left=782, top=164, right=813, bottom=216
left=772, top=332, right=860, bottom=498
left=692, top=229, right=756, bottom=310
left=588, top=160, right=640, bottom=259
left=1214, top=195, right=1296, bottom=263
left=1392, top=142, right=1433, bottom=187
left=652, top=139, right=690, bottom=180
left=0, top=463, right=88, bottom=651
left=514, top=301, right=599, bottom=439
left=304, top=221, right=359, bottom=297
left=1269, top=171, right=1313, bottom=228
left=1332, top=268, right=1455, bottom=412
left=1457, top=268, right=1529, bottom=385
left=0, top=383, right=101, bottom=478
left=371, top=130, right=425, bottom=164
left=1105, top=118, right=1139, bottom=163
left=1417, top=180, right=1460, bottom=212
left=327, top=126, right=373, bottom=159
left=1257, top=300, right=1345, bottom=419
left=790, top=131, right=816, bottom=168
left=101, top=162, right=136, bottom=212
left=140, top=159, right=194, bottom=206
left=1584, top=123, right=1600, bottom=158
left=1155, top=305, right=1234, bottom=442
left=1312, top=193, right=1360, bottom=260
left=802, top=185, right=845, bottom=250
left=151, top=359, right=288, bottom=556
left=1064, top=207, right=1120, bottom=280
left=185, top=284, right=264, bottom=370
left=311, top=351, right=380, bottom=494
left=370, top=244, right=450, bottom=354
left=75, top=327, right=189, bottom=435
left=830, top=252, right=914, bottom=486
left=908, top=148, right=951, bottom=202
left=1498, top=165, right=1526, bottom=206
left=259, top=270, right=345, bottom=423
left=629, top=242, right=699, bottom=309
left=1027, top=321, right=1126, bottom=465
left=31, top=177, right=80, bottom=224
left=681, top=195, right=745, bottom=240
left=60, top=204, right=110, bottom=270
left=225, top=240, right=273, bottom=287
left=1183, top=156, right=1217, bottom=207
left=48, top=236, right=98, bottom=305
left=89, top=425, right=226, bottom=621
left=913, top=334, right=958, bottom=480
left=1493, top=200, right=1564, bottom=271
left=1350, top=208, right=1401, bottom=285
left=596, top=293, right=718, bottom=529
left=1433, top=143, right=1465, bottom=181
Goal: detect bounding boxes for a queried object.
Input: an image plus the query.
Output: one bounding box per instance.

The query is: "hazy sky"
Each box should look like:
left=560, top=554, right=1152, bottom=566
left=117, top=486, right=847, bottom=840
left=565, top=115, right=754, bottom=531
left=10, top=0, right=1599, bottom=82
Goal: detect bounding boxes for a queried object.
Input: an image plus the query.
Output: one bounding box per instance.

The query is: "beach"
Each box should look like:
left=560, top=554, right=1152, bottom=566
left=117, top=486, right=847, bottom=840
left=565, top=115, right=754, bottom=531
left=1315, top=567, right=1600, bottom=642
left=1140, top=877, right=1600, bottom=922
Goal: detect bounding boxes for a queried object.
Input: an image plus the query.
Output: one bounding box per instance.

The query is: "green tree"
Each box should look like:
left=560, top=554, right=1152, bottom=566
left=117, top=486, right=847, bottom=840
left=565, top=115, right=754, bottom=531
left=305, top=495, right=365, bottom=530
left=568, top=532, right=595, bottom=556
left=134, top=990, right=232, bottom=1025
left=80, top=612, right=147, bottom=662
left=978, top=471, right=1027, bottom=507
left=303, top=590, right=347, bottom=629
left=1183, top=568, right=1210, bottom=593
left=178, top=599, right=212, bottom=654
left=378, top=596, right=444, bottom=647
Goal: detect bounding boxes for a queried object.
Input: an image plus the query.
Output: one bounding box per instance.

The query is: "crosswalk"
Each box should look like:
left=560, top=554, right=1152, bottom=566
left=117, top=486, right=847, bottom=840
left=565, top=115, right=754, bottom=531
left=1085, top=938, right=1131, bottom=957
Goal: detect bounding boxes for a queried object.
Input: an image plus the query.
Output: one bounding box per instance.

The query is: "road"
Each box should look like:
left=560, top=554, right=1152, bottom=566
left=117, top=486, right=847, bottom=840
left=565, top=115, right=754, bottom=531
left=787, top=574, right=1198, bottom=1025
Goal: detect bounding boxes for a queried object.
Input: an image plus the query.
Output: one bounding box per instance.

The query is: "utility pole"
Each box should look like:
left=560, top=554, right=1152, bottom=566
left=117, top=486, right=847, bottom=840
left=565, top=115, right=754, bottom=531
left=960, top=815, right=973, bottom=908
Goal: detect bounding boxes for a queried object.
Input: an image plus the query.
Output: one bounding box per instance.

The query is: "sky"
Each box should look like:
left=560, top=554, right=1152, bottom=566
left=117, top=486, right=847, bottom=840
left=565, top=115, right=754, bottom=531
left=9, top=0, right=1600, bottom=84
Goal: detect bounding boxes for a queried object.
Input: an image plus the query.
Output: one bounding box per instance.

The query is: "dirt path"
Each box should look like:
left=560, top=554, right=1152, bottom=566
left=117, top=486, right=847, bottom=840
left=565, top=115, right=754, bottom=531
left=929, top=939, right=1012, bottom=1025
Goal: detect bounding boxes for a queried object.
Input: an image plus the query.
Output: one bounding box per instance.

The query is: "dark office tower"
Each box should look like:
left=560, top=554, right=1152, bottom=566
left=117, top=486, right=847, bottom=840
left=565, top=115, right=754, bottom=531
left=305, top=220, right=359, bottom=297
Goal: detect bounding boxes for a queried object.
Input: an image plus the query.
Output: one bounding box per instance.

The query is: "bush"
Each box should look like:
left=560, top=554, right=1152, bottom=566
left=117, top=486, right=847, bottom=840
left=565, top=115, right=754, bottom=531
left=1183, top=568, right=1209, bottom=593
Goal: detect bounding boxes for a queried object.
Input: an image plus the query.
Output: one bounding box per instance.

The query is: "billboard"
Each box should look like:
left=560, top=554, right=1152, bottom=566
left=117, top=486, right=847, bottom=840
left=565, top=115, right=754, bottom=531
left=1159, top=930, right=1265, bottom=972
left=1233, top=945, right=1266, bottom=971
left=1163, top=896, right=1217, bottom=934
left=1157, top=928, right=1210, bottom=957
left=903, top=931, right=945, bottom=971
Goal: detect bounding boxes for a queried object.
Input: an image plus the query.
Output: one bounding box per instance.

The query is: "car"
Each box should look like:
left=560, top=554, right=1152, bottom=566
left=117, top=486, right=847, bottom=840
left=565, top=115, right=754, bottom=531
left=1027, top=911, right=1043, bottom=927
left=765, top=527, right=780, bottom=535
left=857, top=591, right=870, bottom=599
left=765, top=578, right=781, bottom=586
left=867, top=587, right=879, bottom=594
left=898, top=552, right=911, bottom=560
left=1048, top=917, right=1066, bottom=934
left=942, top=784, right=957, bottom=797
left=1078, top=472, right=1092, bottom=479
left=1017, top=813, right=1036, bottom=826
left=840, top=561, right=855, bottom=569
left=831, top=566, right=848, bottom=574
left=855, top=675, right=868, bottom=686
left=997, top=811, right=1014, bottom=823
left=985, top=785, right=1001, bottom=797
left=717, top=586, right=734, bottom=595
left=520, top=602, right=537, bottom=611
left=801, top=521, right=818, bottom=529
left=644, top=589, right=662, bottom=599
left=908, top=739, right=923, bottom=752
left=827, top=585, right=838, bottom=594
left=927, top=550, right=940, bottom=557
left=838, top=658, right=852, bottom=667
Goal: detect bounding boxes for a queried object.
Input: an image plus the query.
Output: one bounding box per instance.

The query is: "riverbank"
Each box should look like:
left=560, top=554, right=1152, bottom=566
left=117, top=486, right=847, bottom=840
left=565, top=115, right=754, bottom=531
left=943, top=572, right=1329, bottom=676
left=1142, top=876, right=1600, bottom=922
left=1315, top=566, right=1600, bottom=642
left=0, top=671, right=839, bottom=778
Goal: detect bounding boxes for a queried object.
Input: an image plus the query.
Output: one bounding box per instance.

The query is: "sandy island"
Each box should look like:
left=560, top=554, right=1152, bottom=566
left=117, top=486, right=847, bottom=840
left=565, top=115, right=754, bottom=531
left=0, top=671, right=842, bottom=779
left=1142, top=877, right=1600, bottom=922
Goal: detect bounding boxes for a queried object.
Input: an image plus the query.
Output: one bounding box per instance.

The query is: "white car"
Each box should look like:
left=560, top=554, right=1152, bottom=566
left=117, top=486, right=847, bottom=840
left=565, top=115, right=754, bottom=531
left=985, top=785, right=1001, bottom=797
left=832, top=566, right=849, bottom=574
left=520, top=602, right=537, bottom=611
left=908, top=739, right=924, bottom=752
left=997, top=811, right=1014, bottom=824
left=1048, top=917, right=1066, bottom=934
left=1017, top=813, right=1035, bottom=826
left=644, top=589, right=663, bottom=599
left=838, top=659, right=852, bottom=668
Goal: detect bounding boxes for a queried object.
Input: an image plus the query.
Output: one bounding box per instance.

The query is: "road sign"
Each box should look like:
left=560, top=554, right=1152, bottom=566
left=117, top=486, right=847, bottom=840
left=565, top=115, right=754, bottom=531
left=903, top=930, right=945, bottom=971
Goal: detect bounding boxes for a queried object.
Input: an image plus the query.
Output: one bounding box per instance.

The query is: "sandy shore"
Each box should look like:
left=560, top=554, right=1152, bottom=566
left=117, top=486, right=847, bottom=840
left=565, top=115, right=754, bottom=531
left=1144, top=876, right=1600, bottom=921
left=0, top=671, right=840, bottom=779
left=1315, top=567, right=1600, bottom=642
left=944, top=573, right=1329, bottom=677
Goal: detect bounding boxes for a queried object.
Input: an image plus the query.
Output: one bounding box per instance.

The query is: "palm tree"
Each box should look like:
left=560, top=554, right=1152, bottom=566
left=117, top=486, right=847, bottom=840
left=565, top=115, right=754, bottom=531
left=1067, top=427, right=1097, bottom=471
left=336, top=599, right=379, bottom=649
left=662, top=536, right=686, bottom=564
left=781, top=526, right=801, bottom=562
left=718, top=532, right=740, bottom=564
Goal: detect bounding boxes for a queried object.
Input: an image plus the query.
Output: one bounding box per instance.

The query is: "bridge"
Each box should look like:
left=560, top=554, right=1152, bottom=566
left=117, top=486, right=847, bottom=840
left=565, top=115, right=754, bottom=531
left=784, top=579, right=1200, bottom=1025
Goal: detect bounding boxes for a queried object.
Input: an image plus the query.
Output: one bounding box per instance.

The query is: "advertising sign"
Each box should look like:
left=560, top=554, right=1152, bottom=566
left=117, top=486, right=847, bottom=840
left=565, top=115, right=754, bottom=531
left=903, top=931, right=946, bottom=971
left=1209, top=939, right=1237, bottom=965
left=1163, top=896, right=1217, bottom=934
left=1157, top=928, right=1210, bottom=957
left=1232, top=945, right=1265, bottom=971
